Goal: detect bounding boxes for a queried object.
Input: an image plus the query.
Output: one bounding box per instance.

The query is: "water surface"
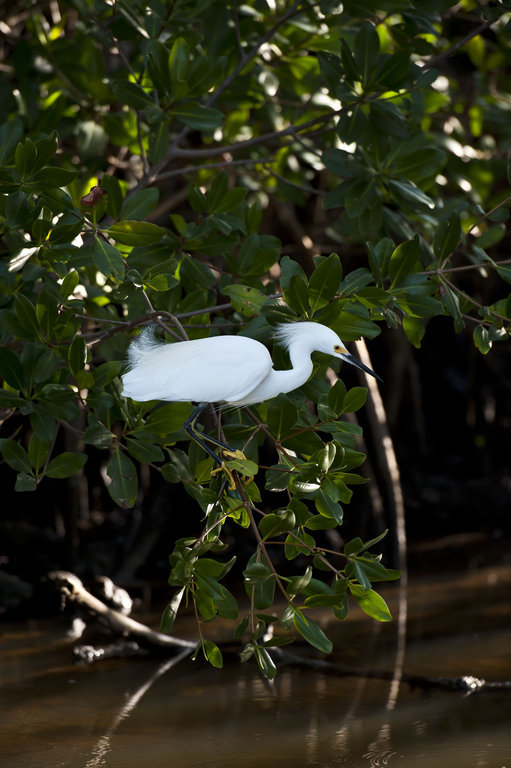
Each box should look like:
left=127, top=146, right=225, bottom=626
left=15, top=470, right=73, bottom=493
left=1, top=565, right=510, bottom=767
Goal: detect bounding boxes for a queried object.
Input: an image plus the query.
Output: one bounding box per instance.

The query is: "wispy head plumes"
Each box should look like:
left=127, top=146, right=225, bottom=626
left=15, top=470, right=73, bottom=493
left=275, top=322, right=317, bottom=351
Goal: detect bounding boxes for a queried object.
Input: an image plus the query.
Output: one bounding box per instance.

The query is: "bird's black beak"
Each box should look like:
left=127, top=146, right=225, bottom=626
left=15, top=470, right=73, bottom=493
left=343, top=353, right=383, bottom=383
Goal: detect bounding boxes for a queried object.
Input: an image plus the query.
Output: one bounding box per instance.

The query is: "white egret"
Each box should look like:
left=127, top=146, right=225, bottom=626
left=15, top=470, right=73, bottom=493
left=122, top=322, right=381, bottom=463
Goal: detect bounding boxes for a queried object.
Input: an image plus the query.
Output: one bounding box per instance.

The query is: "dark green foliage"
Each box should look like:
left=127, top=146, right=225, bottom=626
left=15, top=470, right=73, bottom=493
left=1, top=0, right=510, bottom=675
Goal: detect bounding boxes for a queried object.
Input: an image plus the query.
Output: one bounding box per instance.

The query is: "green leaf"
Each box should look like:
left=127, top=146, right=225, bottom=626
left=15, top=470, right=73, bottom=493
left=125, top=437, right=164, bottom=463
left=113, top=80, right=154, bottom=109
left=370, top=101, right=409, bottom=139
left=377, top=51, right=411, bottom=88
left=353, top=555, right=400, bottom=583
left=32, top=167, right=78, bottom=187
left=15, top=293, right=40, bottom=339
left=15, top=138, right=37, bottom=180
left=207, top=172, right=228, bottom=212
left=224, top=457, right=259, bottom=478
left=253, top=645, right=276, bottom=679
left=496, top=264, right=511, bottom=285
left=476, top=224, right=506, bottom=250
left=390, top=147, right=446, bottom=183
left=107, top=221, right=167, bottom=246
left=203, top=640, right=223, bottom=668
left=101, top=175, right=124, bottom=218
left=0, top=119, right=24, bottom=164
left=93, top=236, right=125, bottom=282
left=338, top=267, right=373, bottom=297
left=145, top=39, right=172, bottom=97
left=284, top=530, right=315, bottom=560
left=267, top=395, right=298, bottom=440
left=107, top=449, right=138, bottom=508
left=402, top=316, right=426, bottom=348
left=68, top=335, right=87, bottom=377
left=160, top=587, right=185, bottom=633
left=144, top=274, right=179, bottom=292
left=440, top=283, right=464, bottom=332
left=387, top=178, right=435, bottom=211
left=293, top=609, right=333, bottom=653
left=327, top=379, right=347, bottom=412
left=487, top=208, right=509, bottom=222
left=395, top=293, right=444, bottom=318
left=28, top=433, right=50, bottom=472
left=6, top=189, right=31, bottom=228
left=142, top=403, right=193, bottom=435
left=341, top=387, right=367, bottom=414
left=433, top=212, right=461, bottom=261
left=229, top=233, right=281, bottom=277
left=210, top=186, right=247, bottom=214
left=223, top=284, right=268, bottom=316
left=171, top=103, right=223, bottom=132
left=82, top=416, right=114, bottom=448
left=48, top=218, right=84, bottom=245
left=121, top=187, right=159, bottom=220
left=473, top=323, right=492, bottom=354
left=315, top=491, right=343, bottom=524
left=258, top=509, right=296, bottom=539
left=15, top=472, right=37, bottom=492
left=93, top=360, right=123, bottom=388
left=353, top=560, right=372, bottom=592
left=388, top=235, right=420, bottom=287
left=195, top=573, right=238, bottom=619
left=340, top=39, right=360, bottom=83
left=305, top=515, right=338, bottom=530
left=265, top=464, right=292, bottom=492
left=46, top=452, right=87, bottom=478
left=350, top=585, right=392, bottom=622
left=0, top=347, right=25, bottom=390
left=308, top=254, right=343, bottom=311
left=344, top=536, right=364, bottom=556
left=243, top=561, right=273, bottom=585
left=283, top=274, right=310, bottom=316
left=168, top=37, right=190, bottom=98
left=0, top=439, right=32, bottom=473
left=354, top=21, right=380, bottom=85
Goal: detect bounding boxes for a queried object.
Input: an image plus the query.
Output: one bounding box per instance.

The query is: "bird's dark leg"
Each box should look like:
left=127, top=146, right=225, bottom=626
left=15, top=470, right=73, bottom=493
left=184, top=403, right=244, bottom=464
left=183, top=403, right=247, bottom=493
left=184, top=403, right=222, bottom=464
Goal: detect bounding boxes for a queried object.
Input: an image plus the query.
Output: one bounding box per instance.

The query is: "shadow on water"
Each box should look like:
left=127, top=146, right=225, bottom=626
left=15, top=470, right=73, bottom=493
left=1, top=565, right=511, bottom=768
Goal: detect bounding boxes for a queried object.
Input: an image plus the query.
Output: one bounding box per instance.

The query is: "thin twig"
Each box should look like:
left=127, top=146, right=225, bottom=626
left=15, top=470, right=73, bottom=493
left=155, top=155, right=276, bottom=182
left=425, top=19, right=493, bottom=70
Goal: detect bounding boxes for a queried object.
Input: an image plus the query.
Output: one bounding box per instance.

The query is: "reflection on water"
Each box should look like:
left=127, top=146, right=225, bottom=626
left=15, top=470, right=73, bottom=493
left=1, top=566, right=511, bottom=767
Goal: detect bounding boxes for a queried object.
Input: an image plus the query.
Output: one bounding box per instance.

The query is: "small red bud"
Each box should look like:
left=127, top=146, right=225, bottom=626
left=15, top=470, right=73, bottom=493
left=81, top=186, right=106, bottom=207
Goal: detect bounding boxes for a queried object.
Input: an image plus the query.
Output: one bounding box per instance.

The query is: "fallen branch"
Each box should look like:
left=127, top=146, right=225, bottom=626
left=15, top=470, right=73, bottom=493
left=48, top=570, right=195, bottom=652
left=272, top=648, right=510, bottom=696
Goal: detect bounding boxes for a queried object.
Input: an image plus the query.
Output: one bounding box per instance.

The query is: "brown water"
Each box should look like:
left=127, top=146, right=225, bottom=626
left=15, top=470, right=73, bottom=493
left=1, top=566, right=511, bottom=767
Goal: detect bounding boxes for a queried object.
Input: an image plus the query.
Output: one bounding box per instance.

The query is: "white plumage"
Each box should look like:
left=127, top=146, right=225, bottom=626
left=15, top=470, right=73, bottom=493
left=122, top=322, right=380, bottom=407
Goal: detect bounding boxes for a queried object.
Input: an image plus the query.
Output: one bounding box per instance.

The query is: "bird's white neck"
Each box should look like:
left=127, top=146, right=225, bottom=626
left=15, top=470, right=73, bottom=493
left=233, top=343, right=313, bottom=405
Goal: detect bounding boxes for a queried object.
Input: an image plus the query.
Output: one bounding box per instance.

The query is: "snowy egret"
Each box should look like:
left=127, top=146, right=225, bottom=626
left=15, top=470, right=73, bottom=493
left=122, top=322, right=381, bottom=464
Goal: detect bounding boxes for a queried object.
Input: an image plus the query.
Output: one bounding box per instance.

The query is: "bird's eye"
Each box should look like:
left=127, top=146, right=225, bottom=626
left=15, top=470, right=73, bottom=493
left=334, top=345, right=341, bottom=352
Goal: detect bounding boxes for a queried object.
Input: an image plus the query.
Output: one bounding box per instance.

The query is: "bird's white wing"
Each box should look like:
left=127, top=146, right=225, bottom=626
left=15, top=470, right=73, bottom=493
left=122, top=333, right=273, bottom=404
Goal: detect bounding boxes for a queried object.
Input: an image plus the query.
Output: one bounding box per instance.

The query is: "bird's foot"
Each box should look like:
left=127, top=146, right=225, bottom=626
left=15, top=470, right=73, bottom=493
left=221, top=448, right=246, bottom=461
left=211, top=461, right=238, bottom=491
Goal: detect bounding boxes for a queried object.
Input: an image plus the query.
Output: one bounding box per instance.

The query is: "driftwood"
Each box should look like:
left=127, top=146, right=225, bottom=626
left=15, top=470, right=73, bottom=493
left=48, top=570, right=195, bottom=659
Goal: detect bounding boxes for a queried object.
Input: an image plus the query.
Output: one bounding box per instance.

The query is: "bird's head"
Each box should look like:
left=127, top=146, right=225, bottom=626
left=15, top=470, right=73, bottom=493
left=277, top=322, right=382, bottom=382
